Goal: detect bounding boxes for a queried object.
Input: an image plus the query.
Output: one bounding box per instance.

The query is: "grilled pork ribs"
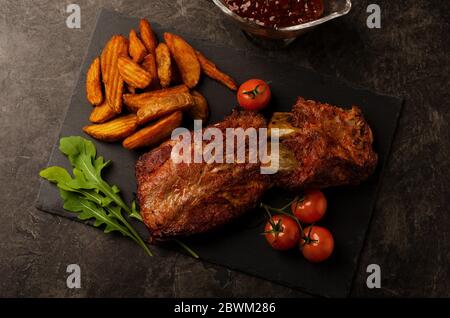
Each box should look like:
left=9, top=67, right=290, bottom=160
left=136, top=98, right=377, bottom=239
left=136, top=111, right=271, bottom=239
left=270, top=97, right=378, bottom=191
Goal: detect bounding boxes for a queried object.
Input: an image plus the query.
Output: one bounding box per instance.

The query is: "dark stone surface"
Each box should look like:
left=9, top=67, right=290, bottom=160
left=0, top=0, right=448, bottom=297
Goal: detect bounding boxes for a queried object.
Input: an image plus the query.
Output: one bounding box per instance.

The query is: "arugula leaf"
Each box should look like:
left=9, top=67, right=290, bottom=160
left=40, top=136, right=198, bottom=259
left=111, top=185, right=121, bottom=194
left=130, top=201, right=143, bottom=221
left=59, top=136, right=131, bottom=215
left=174, top=239, right=199, bottom=259
left=40, top=137, right=153, bottom=256
left=40, top=166, right=112, bottom=207
left=60, top=189, right=131, bottom=237
left=103, top=203, right=151, bottom=255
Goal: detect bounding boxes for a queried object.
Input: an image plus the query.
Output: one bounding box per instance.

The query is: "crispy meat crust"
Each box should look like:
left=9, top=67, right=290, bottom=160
left=136, top=98, right=378, bottom=239
left=136, top=111, right=270, bottom=239
left=273, top=97, right=378, bottom=190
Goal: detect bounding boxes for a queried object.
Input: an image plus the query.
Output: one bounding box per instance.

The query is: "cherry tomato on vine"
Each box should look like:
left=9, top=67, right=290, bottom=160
left=237, top=79, right=271, bottom=111
left=300, top=226, right=334, bottom=263
left=264, top=214, right=300, bottom=250
left=291, top=190, right=327, bottom=224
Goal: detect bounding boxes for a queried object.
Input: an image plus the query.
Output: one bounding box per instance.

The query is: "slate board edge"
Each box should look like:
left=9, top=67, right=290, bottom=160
left=34, top=8, right=404, bottom=298
left=35, top=8, right=105, bottom=215
left=347, top=98, right=404, bottom=297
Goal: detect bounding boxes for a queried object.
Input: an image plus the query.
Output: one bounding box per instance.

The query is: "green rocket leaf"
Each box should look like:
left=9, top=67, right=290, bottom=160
left=40, top=137, right=153, bottom=256
left=60, top=190, right=130, bottom=237
left=58, top=136, right=131, bottom=214
left=40, top=136, right=197, bottom=258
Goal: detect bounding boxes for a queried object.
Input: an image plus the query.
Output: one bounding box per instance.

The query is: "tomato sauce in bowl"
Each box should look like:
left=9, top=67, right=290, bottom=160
left=224, top=0, right=324, bottom=28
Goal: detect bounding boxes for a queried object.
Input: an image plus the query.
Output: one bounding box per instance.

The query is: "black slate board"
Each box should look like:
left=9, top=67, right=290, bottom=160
left=36, top=9, right=403, bottom=297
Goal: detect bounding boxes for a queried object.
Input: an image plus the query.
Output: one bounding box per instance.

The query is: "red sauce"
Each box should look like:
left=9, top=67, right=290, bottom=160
left=224, top=0, right=324, bottom=28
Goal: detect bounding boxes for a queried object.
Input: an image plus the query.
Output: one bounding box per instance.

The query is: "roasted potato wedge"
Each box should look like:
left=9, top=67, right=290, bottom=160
left=187, top=90, right=209, bottom=122
left=89, top=100, right=116, bottom=124
left=83, top=114, right=138, bottom=142
left=155, top=43, right=172, bottom=88
left=136, top=92, right=194, bottom=124
left=171, top=61, right=183, bottom=84
left=86, top=57, right=103, bottom=105
left=129, top=29, right=147, bottom=63
left=123, top=111, right=183, bottom=149
left=139, top=18, right=158, bottom=52
left=195, top=50, right=237, bottom=90
left=141, top=53, right=159, bottom=90
left=123, top=84, right=189, bottom=112
left=118, top=55, right=152, bottom=89
left=164, top=32, right=200, bottom=88
left=126, top=84, right=136, bottom=94
left=101, top=35, right=128, bottom=113
left=106, top=78, right=125, bottom=114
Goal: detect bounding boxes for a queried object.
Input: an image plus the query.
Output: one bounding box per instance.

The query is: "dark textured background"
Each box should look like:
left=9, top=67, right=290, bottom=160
left=0, top=0, right=448, bottom=297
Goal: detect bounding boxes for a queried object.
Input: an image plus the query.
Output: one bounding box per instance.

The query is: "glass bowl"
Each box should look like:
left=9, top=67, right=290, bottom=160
left=212, top=0, right=352, bottom=45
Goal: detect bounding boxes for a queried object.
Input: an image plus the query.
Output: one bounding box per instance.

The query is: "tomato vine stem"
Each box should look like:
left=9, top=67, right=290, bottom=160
left=260, top=199, right=304, bottom=234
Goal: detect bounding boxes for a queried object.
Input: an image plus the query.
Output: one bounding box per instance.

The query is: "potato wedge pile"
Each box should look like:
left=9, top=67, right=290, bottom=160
left=84, top=18, right=237, bottom=150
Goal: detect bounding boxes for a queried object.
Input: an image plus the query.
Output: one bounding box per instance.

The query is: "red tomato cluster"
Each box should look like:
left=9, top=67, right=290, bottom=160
left=263, top=190, right=334, bottom=263
left=237, top=81, right=334, bottom=263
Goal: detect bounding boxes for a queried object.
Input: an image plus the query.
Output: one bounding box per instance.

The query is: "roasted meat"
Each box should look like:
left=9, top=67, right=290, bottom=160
left=137, top=97, right=378, bottom=239
left=136, top=111, right=271, bottom=239
left=269, top=97, right=378, bottom=190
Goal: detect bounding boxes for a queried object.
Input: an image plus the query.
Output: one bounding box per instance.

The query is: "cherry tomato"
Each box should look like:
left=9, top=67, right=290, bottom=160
left=291, top=190, right=327, bottom=224
left=264, top=215, right=300, bottom=250
left=237, top=79, right=271, bottom=111
left=300, top=226, right=334, bottom=263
